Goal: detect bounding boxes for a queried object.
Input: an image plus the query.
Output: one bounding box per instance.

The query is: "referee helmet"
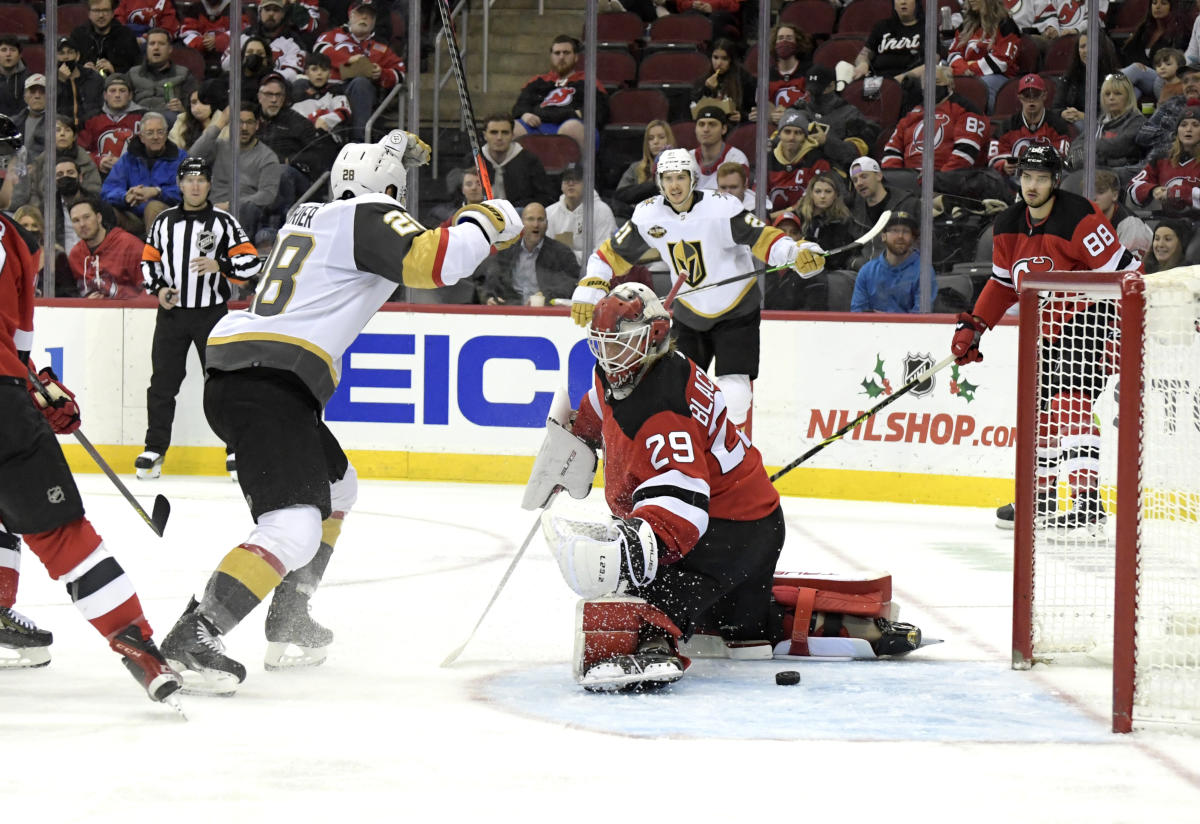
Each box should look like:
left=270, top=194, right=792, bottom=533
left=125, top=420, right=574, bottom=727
left=178, top=156, right=212, bottom=181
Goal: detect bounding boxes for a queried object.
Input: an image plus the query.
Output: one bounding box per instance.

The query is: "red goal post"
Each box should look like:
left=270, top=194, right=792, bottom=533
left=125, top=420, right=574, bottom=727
left=1012, top=268, right=1200, bottom=733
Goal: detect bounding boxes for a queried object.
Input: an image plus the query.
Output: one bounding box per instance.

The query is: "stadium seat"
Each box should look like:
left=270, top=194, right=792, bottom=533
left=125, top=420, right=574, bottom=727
left=638, top=51, right=710, bottom=121
left=607, top=88, right=670, bottom=126
left=834, top=0, right=891, bottom=38
left=0, top=5, right=39, bottom=42
left=1109, top=0, right=1148, bottom=42
left=669, top=120, right=700, bottom=151
left=172, top=45, right=207, bottom=82
left=953, top=75, right=989, bottom=114
left=57, top=4, right=90, bottom=34
left=826, top=270, right=858, bottom=312
left=646, top=13, right=711, bottom=53
left=596, top=50, right=638, bottom=94
left=745, top=42, right=760, bottom=77
left=812, top=38, right=866, bottom=69
left=780, top=0, right=837, bottom=41
left=1016, top=34, right=1040, bottom=75
left=841, top=77, right=903, bottom=138
left=595, top=11, right=645, bottom=51
left=727, top=123, right=759, bottom=167
left=516, top=134, right=580, bottom=175
left=1042, top=34, right=1078, bottom=74
left=932, top=273, right=974, bottom=313
left=390, top=11, right=407, bottom=53
left=21, top=45, right=44, bottom=76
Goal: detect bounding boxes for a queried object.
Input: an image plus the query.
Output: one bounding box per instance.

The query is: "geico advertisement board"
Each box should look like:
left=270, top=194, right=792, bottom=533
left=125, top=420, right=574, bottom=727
left=31, top=305, right=1018, bottom=474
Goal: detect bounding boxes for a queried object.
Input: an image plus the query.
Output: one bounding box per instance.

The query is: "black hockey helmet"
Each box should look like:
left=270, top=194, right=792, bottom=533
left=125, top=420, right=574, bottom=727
left=177, top=155, right=212, bottom=181
left=0, top=113, right=22, bottom=153
left=1015, top=144, right=1063, bottom=189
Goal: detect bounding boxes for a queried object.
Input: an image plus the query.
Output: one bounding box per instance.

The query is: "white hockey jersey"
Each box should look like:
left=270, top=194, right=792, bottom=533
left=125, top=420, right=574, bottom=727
left=586, top=189, right=796, bottom=319
left=206, top=193, right=491, bottom=405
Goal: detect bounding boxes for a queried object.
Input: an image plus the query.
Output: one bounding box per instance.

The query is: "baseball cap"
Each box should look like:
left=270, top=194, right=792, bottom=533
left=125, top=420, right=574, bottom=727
left=561, top=162, right=582, bottom=182
left=349, top=0, right=381, bottom=14
left=24, top=74, right=46, bottom=90
left=104, top=73, right=131, bottom=90
left=56, top=36, right=77, bottom=52
left=1018, top=74, right=1046, bottom=94
left=773, top=211, right=801, bottom=228
left=259, top=0, right=285, bottom=7
left=886, top=210, right=919, bottom=231
left=806, top=65, right=836, bottom=94
left=1180, top=63, right=1200, bottom=76
left=849, top=156, right=881, bottom=177
left=778, top=109, right=810, bottom=133
left=693, top=104, right=728, bottom=124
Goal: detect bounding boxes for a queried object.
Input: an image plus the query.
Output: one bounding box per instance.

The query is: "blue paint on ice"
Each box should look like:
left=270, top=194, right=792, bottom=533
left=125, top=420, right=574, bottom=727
left=481, top=659, right=1112, bottom=742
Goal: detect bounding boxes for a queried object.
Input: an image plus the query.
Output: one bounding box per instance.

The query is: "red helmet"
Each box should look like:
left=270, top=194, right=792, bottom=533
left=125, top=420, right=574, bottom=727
left=587, top=283, right=671, bottom=395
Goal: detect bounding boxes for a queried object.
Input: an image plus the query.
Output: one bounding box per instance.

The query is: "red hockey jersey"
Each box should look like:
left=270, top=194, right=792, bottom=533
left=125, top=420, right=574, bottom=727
left=79, top=109, right=145, bottom=168
left=947, top=19, right=1021, bottom=78
left=767, top=64, right=807, bottom=109
left=764, top=144, right=838, bottom=210
left=573, top=353, right=779, bottom=562
left=314, top=27, right=405, bottom=89
left=987, top=110, right=1073, bottom=171
left=1128, top=156, right=1200, bottom=211
left=116, top=0, right=179, bottom=35
left=881, top=95, right=990, bottom=170
left=0, top=214, right=37, bottom=381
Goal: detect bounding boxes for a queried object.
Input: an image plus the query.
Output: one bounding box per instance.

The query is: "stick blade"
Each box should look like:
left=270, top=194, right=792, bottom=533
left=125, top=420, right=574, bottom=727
left=150, top=495, right=170, bottom=537
left=440, top=643, right=467, bottom=668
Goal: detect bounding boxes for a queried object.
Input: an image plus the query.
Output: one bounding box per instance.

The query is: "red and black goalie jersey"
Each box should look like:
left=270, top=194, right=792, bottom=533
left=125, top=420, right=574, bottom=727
left=573, top=352, right=779, bottom=563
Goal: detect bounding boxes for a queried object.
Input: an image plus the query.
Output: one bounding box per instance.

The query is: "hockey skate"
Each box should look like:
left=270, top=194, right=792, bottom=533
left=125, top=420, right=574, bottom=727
left=109, top=625, right=183, bottom=710
left=0, top=606, right=52, bottom=669
left=580, top=636, right=684, bottom=693
left=134, top=451, right=163, bottom=480
left=869, top=617, right=923, bottom=656
left=226, top=453, right=237, bottom=482
left=161, top=598, right=246, bottom=695
left=1042, top=489, right=1107, bottom=537
left=995, top=490, right=1056, bottom=530
left=263, top=584, right=332, bottom=671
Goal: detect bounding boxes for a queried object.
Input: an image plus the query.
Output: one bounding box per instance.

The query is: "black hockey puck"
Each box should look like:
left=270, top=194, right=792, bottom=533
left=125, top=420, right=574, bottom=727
left=775, top=670, right=801, bottom=686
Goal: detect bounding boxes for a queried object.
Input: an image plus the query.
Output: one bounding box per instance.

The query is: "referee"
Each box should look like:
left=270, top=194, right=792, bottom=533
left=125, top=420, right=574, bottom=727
left=138, top=157, right=261, bottom=480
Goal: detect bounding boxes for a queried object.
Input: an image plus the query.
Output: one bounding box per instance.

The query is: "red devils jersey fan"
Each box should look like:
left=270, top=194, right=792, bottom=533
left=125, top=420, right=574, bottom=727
left=512, top=35, right=609, bottom=140
left=951, top=145, right=1140, bottom=532
left=1128, top=106, right=1200, bottom=215
left=882, top=85, right=990, bottom=171
left=539, top=283, right=921, bottom=692
left=987, top=74, right=1072, bottom=177
left=0, top=210, right=181, bottom=703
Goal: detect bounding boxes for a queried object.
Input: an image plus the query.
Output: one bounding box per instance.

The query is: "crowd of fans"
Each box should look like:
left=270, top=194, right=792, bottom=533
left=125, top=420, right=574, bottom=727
left=1, top=0, right=1198, bottom=310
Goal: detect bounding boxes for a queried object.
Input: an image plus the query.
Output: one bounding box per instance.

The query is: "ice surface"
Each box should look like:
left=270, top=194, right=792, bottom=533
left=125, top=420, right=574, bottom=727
left=2, top=476, right=1199, bottom=821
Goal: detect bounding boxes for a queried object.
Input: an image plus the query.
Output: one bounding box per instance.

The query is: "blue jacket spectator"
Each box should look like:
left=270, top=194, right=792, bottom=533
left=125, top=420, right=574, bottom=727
left=851, top=211, right=927, bottom=312
left=100, top=112, right=185, bottom=233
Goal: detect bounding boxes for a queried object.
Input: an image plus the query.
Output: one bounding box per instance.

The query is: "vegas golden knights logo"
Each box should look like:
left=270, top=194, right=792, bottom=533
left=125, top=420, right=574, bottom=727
left=668, top=240, right=707, bottom=287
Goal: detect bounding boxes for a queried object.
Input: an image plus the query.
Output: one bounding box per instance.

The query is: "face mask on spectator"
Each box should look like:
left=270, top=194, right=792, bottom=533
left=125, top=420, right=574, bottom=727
left=60, top=59, right=78, bottom=72
left=774, top=42, right=796, bottom=60
left=244, top=54, right=265, bottom=73
left=57, top=177, right=80, bottom=196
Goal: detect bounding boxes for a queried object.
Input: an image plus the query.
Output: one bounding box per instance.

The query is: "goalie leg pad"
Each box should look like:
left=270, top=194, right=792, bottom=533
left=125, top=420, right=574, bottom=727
left=521, top=418, right=597, bottom=511
left=574, top=596, right=688, bottom=690
left=772, top=572, right=896, bottom=657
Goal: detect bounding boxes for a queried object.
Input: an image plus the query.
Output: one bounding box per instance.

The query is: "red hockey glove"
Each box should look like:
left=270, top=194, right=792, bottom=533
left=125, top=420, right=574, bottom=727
left=28, top=367, right=81, bottom=435
left=951, top=312, right=988, bottom=365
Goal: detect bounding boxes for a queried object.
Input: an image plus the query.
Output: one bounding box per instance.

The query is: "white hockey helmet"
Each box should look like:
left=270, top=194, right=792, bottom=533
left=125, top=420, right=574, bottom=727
left=330, top=130, right=411, bottom=202
left=587, top=282, right=672, bottom=397
left=655, top=148, right=699, bottom=199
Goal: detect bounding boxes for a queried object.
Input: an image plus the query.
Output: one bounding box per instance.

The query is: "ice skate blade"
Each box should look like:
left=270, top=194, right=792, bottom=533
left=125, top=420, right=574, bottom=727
left=264, top=641, right=328, bottom=671
left=0, top=646, right=51, bottom=668
left=163, top=692, right=188, bottom=720
left=167, top=659, right=241, bottom=696
left=135, top=468, right=162, bottom=480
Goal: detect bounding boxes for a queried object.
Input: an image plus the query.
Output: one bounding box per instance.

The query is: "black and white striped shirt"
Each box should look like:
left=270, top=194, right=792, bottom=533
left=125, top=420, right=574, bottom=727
left=141, top=204, right=261, bottom=308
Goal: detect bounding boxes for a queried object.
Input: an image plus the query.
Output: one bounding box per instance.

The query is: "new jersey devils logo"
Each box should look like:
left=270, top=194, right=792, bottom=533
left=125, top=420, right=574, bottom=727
left=1056, top=0, right=1084, bottom=25
left=911, top=113, right=950, bottom=152
left=775, top=87, right=804, bottom=108
left=541, top=86, right=576, bottom=108
left=1012, top=255, right=1055, bottom=285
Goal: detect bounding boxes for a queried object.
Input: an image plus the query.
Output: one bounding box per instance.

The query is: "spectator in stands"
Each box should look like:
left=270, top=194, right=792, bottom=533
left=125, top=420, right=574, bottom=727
left=0, top=36, right=30, bottom=119
left=1129, top=105, right=1200, bottom=216
left=189, top=104, right=282, bottom=241
left=854, top=0, right=948, bottom=113
left=1136, top=62, right=1200, bottom=158
left=1054, top=32, right=1120, bottom=124
left=987, top=74, right=1073, bottom=183
left=847, top=155, right=917, bottom=263
left=690, top=38, right=755, bottom=124
left=796, top=172, right=855, bottom=271
left=231, top=36, right=278, bottom=105
left=1144, top=218, right=1191, bottom=272
left=765, top=108, right=849, bottom=216
left=70, top=0, right=142, bottom=76
left=762, top=210, right=816, bottom=310
left=116, top=0, right=180, bottom=40
left=129, top=28, right=199, bottom=126
left=169, top=80, right=228, bottom=151
left=1033, top=0, right=1110, bottom=42
left=11, top=116, right=103, bottom=214
left=615, top=119, right=675, bottom=210
left=13, top=204, right=42, bottom=235
left=1153, top=47, right=1187, bottom=105
left=433, top=166, right=486, bottom=228
left=14, top=75, right=48, bottom=159
left=1066, top=72, right=1146, bottom=188
left=181, top=1, right=238, bottom=60
left=477, top=112, right=554, bottom=208
left=513, top=35, right=608, bottom=152
left=750, top=21, right=812, bottom=125
left=291, top=52, right=352, bottom=141
left=315, top=0, right=406, bottom=142
left=716, top=160, right=756, bottom=209
left=791, top=64, right=880, bottom=163
left=947, top=0, right=1021, bottom=112
left=850, top=210, right=924, bottom=313
left=0, top=157, right=89, bottom=261
left=68, top=195, right=146, bottom=299
left=881, top=66, right=1009, bottom=204
left=56, top=38, right=105, bottom=131
left=1120, top=0, right=1192, bottom=101
left=79, top=74, right=146, bottom=177
left=222, top=0, right=313, bottom=84
left=1093, top=168, right=1153, bottom=257
left=100, top=112, right=183, bottom=234
left=692, top=104, right=749, bottom=190
left=256, top=72, right=334, bottom=220
left=476, top=202, right=579, bottom=306
left=546, top=163, right=618, bottom=265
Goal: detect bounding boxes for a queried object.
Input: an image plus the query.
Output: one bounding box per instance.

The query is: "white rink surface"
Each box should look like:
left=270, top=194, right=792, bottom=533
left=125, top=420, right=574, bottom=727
left=3, top=476, right=1199, bottom=823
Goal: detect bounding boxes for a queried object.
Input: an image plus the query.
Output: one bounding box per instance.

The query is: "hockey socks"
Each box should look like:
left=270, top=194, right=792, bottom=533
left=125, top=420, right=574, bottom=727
left=0, top=529, right=19, bottom=608
left=200, top=543, right=287, bottom=634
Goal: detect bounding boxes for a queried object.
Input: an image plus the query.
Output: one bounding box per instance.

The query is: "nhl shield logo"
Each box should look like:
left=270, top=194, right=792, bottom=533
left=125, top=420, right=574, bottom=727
left=903, top=353, right=935, bottom=396
left=197, top=230, right=217, bottom=256
left=46, top=486, right=65, bottom=504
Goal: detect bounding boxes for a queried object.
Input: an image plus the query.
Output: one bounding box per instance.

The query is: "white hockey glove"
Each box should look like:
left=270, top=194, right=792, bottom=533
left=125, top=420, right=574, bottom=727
left=570, top=276, right=611, bottom=327
left=787, top=240, right=826, bottom=278
left=380, top=129, right=431, bottom=169
left=454, top=200, right=521, bottom=249
left=542, top=514, right=659, bottom=599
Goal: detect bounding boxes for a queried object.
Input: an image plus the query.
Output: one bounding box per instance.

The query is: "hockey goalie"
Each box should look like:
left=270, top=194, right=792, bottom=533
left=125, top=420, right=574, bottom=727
left=531, top=283, right=923, bottom=692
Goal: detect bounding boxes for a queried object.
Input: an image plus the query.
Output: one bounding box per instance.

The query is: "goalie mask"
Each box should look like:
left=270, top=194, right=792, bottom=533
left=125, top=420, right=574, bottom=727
left=655, top=148, right=699, bottom=200
left=331, top=131, right=410, bottom=203
left=587, top=282, right=671, bottom=398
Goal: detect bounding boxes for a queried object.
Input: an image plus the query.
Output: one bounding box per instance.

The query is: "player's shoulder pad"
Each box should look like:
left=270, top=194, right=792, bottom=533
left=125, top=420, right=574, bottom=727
left=1049, top=190, right=1106, bottom=231
left=701, top=189, right=744, bottom=213
left=991, top=200, right=1028, bottom=235
left=608, top=353, right=694, bottom=440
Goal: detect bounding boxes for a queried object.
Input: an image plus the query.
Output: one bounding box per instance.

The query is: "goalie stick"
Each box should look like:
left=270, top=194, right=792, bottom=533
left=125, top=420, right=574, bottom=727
left=436, top=0, right=493, bottom=198
left=769, top=354, right=956, bottom=482
left=25, top=364, right=170, bottom=537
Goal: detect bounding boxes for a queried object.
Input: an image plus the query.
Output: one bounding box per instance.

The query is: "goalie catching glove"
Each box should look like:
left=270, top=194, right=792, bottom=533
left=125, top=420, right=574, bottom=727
left=27, top=366, right=81, bottom=435
left=453, top=200, right=522, bottom=249
left=542, top=513, right=659, bottom=599
left=950, top=312, right=988, bottom=365
left=569, top=276, right=611, bottom=327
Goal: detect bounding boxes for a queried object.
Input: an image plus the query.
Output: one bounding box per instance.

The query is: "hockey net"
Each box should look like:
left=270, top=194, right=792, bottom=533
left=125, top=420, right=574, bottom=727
left=1012, top=268, right=1200, bottom=733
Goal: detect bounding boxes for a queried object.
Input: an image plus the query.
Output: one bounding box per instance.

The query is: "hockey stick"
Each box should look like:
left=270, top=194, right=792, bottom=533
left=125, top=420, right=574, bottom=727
left=666, top=210, right=896, bottom=303
left=436, top=0, right=493, bottom=198
left=440, top=493, right=556, bottom=667
left=25, top=364, right=170, bottom=537
left=769, top=354, right=955, bottom=483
